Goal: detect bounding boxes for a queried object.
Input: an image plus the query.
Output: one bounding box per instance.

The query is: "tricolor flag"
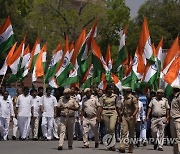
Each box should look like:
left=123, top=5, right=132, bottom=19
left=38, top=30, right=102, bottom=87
left=105, top=44, right=113, bottom=71
left=105, top=44, right=113, bottom=82
left=91, top=38, right=109, bottom=74
left=111, top=73, right=122, bottom=91
left=122, top=56, right=133, bottom=87
left=77, top=22, right=97, bottom=77
left=28, top=37, right=41, bottom=71
left=164, top=56, right=180, bottom=88
left=143, top=44, right=158, bottom=86
left=137, top=17, right=154, bottom=75
left=0, top=42, right=17, bottom=75
left=161, top=37, right=179, bottom=78
left=98, top=73, right=107, bottom=90
left=0, top=16, right=15, bottom=54
left=69, top=42, right=74, bottom=61
left=81, top=64, right=93, bottom=89
left=62, top=29, right=86, bottom=86
left=20, top=45, right=31, bottom=79
left=155, top=38, right=163, bottom=78
left=116, top=27, right=127, bottom=70
left=130, top=49, right=143, bottom=91
left=55, top=36, right=73, bottom=86
left=45, top=43, right=63, bottom=83
left=32, top=43, right=47, bottom=82
left=7, top=37, right=26, bottom=83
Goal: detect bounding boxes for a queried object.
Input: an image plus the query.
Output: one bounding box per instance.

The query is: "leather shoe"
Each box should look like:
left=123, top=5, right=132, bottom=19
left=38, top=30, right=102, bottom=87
left=83, top=145, right=89, bottom=148
left=58, top=146, right=63, bottom=150
left=158, top=147, right=163, bottom=151
left=154, top=144, right=158, bottom=150
left=119, top=148, right=125, bottom=153
left=68, top=146, right=73, bottom=150
left=95, top=143, right=99, bottom=148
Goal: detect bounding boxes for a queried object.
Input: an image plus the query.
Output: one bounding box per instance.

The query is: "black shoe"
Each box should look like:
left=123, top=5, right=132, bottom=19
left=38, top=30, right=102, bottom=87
left=83, top=145, right=89, bottom=148
left=12, top=136, right=16, bottom=140
left=42, top=136, right=48, bottom=141
left=33, top=138, right=38, bottom=141
left=109, top=146, right=116, bottom=151
left=154, top=144, right=158, bottom=150
left=158, top=147, right=163, bottom=151
left=21, top=138, right=26, bottom=141
left=95, top=143, right=99, bottom=148
left=143, top=142, right=147, bottom=146
left=136, top=141, right=140, bottom=147
left=58, top=146, right=63, bottom=150
left=68, top=146, right=73, bottom=150
left=119, top=148, right=125, bottom=153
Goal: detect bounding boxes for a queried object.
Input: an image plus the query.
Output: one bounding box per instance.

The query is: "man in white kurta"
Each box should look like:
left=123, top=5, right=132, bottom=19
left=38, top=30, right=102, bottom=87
left=41, top=88, right=57, bottom=140
left=0, top=91, right=14, bottom=140
left=31, top=89, right=42, bottom=140
left=16, top=87, right=33, bottom=140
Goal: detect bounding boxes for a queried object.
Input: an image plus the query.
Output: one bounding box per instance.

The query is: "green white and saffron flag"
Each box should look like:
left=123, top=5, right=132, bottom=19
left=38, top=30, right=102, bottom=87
left=20, top=45, right=30, bottom=79
left=0, top=16, right=15, bottom=54
left=32, top=43, right=47, bottom=82
left=77, top=22, right=97, bottom=77
left=91, top=38, right=109, bottom=80
left=28, top=37, right=41, bottom=72
left=45, top=43, right=63, bottom=83
left=7, top=37, right=25, bottom=83
left=0, top=42, right=17, bottom=75
left=81, top=64, right=93, bottom=89
left=55, top=36, right=73, bottom=86
left=131, top=52, right=143, bottom=91
left=143, top=44, right=158, bottom=86
left=115, top=27, right=127, bottom=70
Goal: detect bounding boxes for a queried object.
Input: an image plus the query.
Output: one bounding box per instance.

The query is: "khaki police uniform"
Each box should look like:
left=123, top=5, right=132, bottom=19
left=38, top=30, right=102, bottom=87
left=58, top=96, right=79, bottom=147
left=100, top=93, right=118, bottom=134
left=119, top=94, right=138, bottom=151
left=149, top=97, right=170, bottom=149
left=82, top=95, right=100, bottom=147
left=170, top=92, right=180, bottom=154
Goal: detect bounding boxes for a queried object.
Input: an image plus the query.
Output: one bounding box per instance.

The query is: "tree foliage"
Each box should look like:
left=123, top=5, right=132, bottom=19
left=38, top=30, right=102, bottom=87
left=127, top=0, right=180, bottom=54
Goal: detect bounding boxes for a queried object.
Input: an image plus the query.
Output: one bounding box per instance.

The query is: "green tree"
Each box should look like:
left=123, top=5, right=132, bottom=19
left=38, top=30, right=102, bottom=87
left=127, top=0, right=180, bottom=53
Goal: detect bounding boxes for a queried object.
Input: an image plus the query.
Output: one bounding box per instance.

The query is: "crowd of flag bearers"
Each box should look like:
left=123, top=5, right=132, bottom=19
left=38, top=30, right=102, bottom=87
left=0, top=85, right=179, bottom=154
left=0, top=14, right=179, bottom=154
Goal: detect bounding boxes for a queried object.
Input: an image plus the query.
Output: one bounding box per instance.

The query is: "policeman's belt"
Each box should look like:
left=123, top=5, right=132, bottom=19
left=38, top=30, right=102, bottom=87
left=152, top=115, right=166, bottom=118
left=84, top=114, right=96, bottom=119
left=103, top=108, right=116, bottom=110
left=60, top=114, right=74, bottom=118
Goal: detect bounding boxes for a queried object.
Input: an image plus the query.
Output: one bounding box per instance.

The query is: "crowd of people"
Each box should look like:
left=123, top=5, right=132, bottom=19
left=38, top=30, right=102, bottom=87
left=0, top=84, right=179, bottom=154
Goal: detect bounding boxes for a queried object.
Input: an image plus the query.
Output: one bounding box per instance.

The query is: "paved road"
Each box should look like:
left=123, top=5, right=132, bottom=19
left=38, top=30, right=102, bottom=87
left=0, top=140, right=173, bottom=154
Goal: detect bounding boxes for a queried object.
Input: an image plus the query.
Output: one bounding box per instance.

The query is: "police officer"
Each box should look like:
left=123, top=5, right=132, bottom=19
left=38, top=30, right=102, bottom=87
left=57, top=88, right=79, bottom=150
left=81, top=88, right=101, bottom=148
left=170, top=86, right=180, bottom=154
left=119, top=87, right=139, bottom=153
left=146, top=89, right=170, bottom=151
left=99, top=84, right=120, bottom=151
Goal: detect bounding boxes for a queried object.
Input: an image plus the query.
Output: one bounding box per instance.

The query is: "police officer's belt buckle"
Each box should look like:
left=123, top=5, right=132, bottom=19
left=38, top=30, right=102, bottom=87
left=103, top=133, right=116, bottom=149
left=152, top=115, right=166, bottom=118
left=103, top=108, right=116, bottom=110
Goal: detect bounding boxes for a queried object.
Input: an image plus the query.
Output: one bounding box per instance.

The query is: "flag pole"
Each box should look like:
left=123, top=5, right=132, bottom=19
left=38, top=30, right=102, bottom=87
left=0, top=75, right=6, bottom=87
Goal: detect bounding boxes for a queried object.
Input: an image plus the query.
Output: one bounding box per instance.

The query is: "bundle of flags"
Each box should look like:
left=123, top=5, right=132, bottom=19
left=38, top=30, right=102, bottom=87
left=0, top=16, right=179, bottom=97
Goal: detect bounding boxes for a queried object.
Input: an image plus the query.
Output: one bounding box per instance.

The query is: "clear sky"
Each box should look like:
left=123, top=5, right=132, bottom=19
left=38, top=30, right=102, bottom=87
left=125, top=0, right=146, bottom=18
